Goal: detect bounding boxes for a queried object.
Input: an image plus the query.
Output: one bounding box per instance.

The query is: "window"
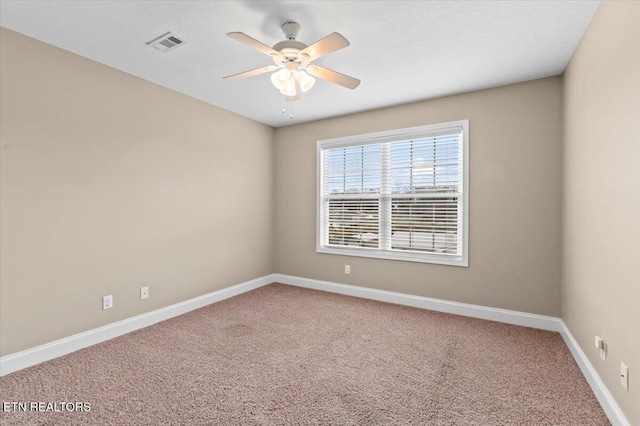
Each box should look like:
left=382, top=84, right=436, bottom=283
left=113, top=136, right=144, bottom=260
left=317, top=120, right=468, bottom=266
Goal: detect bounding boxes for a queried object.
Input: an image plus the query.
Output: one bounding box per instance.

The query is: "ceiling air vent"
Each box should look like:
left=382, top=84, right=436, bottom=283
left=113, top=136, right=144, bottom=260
left=147, top=32, right=186, bottom=53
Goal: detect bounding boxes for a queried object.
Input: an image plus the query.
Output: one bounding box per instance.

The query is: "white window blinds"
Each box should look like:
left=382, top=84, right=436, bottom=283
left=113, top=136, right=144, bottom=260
left=318, top=121, right=468, bottom=266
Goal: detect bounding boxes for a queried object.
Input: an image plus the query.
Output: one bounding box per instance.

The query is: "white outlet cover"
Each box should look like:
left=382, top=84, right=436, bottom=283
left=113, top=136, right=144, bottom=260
left=102, top=295, right=113, bottom=310
left=141, top=286, right=149, bottom=300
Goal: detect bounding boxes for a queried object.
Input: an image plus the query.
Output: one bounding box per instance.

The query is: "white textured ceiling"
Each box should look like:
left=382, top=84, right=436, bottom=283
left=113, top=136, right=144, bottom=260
left=0, top=0, right=599, bottom=128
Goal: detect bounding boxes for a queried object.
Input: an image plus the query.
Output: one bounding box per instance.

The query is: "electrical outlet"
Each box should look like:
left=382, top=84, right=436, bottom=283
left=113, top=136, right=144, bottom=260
left=140, top=286, right=149, bottom=300
left=620, top=362, right=629, bottom=391
left=345, top=265, right=351, bottom=275
left=102, top=295, right=113, bottom=310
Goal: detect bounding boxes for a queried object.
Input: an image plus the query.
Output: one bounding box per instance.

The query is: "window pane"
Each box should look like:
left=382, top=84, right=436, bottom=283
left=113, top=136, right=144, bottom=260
left=324, top=144, right=381, bottom=194
left=391, top=196, right=459, bottom=254
left=327, top=199, right=379, bottom=249
left=390, top=135, right=461, bottom=194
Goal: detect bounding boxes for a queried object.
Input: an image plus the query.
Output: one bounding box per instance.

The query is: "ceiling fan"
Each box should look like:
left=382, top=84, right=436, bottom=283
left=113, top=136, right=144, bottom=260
left=223, top=22, right=360, bottom=101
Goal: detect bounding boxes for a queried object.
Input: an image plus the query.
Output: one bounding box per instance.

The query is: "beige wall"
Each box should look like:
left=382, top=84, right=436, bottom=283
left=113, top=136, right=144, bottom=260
left=3, top=7, right=637, bottom=420
left=562, top=1, right=640, bottom=424
left=274, top=77, right=563, bottom=316
left=0, top=28, right=275, bottom=356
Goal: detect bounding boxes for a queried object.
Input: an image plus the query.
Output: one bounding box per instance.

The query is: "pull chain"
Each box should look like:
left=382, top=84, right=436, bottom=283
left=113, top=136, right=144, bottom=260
left=281, top=100, right=294, bottom=120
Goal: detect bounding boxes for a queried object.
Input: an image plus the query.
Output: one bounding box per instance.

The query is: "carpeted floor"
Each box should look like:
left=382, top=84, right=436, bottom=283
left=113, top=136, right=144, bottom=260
left=0, top=283, right=609, bottom=425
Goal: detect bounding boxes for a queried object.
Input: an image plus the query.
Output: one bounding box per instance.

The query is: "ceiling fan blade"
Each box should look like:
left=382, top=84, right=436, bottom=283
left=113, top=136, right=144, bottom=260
left=223, top=65, right=278, bottom=81
left=227, top=32, right=281, bottom=57
left=299, top=32, right=349, bottom=61
left=307, top=65, right=360, bottom=90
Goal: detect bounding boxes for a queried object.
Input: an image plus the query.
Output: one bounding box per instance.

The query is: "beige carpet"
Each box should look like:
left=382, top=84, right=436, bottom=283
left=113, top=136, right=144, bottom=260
left=0, top=283, right=608, bottom=425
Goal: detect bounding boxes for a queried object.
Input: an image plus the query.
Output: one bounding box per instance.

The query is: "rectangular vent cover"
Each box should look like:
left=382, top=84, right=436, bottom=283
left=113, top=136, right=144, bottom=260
left=147, top=32, right=186, bottom=53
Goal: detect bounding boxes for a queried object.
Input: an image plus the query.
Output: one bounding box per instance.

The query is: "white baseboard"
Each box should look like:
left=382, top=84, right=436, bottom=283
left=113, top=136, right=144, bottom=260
left=559, top=322, right=630, bottom=426
left=1, top=272, right=628, bottom=426
left=0, top=274, right=276, bottom=377
left=274, top=274, right=628, bottom=426
left=274, top=274, right=562, bottom=331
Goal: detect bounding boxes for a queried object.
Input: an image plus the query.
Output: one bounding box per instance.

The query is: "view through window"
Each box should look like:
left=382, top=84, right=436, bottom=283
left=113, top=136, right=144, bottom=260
left=317, top=121, right=468, bottom=266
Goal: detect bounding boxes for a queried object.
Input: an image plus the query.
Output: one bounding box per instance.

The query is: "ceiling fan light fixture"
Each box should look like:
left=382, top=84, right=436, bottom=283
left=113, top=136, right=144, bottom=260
left=280, top=76, right=298, bottom=97
left=270, top=68, right=291, bottom=90
left=271, top=67, right=314, bottom=97
left=296, top=71, right=316, bottom=93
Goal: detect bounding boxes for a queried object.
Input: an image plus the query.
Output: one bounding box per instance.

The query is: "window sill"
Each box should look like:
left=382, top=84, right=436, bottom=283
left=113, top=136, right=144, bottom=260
left=316, top=245, right=468, bottom=267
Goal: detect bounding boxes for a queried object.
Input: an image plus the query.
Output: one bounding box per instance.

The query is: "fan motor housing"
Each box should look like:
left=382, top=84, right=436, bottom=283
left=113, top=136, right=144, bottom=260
left=272, top=40, right=309, bottom=65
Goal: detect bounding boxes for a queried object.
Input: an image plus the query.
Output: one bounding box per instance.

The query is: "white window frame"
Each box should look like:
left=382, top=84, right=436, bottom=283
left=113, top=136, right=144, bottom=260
left=316, top=120, right=469, bottom=267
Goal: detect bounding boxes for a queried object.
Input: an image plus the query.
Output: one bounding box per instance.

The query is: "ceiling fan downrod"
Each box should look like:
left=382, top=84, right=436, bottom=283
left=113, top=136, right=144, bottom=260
left=281, top=21, right=301, bottom=41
